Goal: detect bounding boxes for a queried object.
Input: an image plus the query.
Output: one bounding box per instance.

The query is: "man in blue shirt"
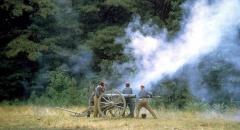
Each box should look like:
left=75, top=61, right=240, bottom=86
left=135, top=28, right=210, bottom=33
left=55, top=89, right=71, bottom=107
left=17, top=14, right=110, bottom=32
left=122, top=82, right=134, bottom=117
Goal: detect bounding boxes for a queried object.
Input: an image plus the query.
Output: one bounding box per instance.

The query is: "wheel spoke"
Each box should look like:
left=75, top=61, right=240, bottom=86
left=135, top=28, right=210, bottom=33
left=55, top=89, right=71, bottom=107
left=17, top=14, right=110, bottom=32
left=113, top=109, right=117, bottom=115
left=100, top=105, right=110, bottom=109
left=100, top=102, right=110, bottom=105
left=102, top=96, right=111, bottom=102
left=102, top=105, right=112, bottom=109
left=109, top=91, right=113, bottom=101
left=115, top=105, right=125, bottom=109
left=118, top=108, right=122, bottom=115
left=115, top=108, right=120, bottom=116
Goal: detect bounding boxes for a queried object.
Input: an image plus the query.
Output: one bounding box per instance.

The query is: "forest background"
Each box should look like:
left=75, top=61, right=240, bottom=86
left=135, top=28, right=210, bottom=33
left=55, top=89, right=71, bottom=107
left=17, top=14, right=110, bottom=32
left=1, top=0, right=240, bottom=110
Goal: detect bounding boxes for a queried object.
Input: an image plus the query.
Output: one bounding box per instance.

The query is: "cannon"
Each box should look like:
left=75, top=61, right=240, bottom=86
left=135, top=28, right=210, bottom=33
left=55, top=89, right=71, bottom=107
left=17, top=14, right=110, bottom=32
left=56, top=89, right=161, bottom=118
left=56, top=89, right=136, bottom=118
left=97, top=90, right=136, bottom=118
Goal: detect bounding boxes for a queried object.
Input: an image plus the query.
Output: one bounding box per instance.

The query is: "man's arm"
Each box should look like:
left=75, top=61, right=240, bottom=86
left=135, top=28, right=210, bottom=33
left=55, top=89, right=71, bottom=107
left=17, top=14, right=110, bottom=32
left=102, top=87, right=105, bottom=93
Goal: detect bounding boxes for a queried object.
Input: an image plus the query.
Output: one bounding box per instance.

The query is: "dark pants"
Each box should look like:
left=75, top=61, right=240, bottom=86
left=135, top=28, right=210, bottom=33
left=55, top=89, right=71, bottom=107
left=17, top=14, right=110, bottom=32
left=125, top=98, right=135, bottom=117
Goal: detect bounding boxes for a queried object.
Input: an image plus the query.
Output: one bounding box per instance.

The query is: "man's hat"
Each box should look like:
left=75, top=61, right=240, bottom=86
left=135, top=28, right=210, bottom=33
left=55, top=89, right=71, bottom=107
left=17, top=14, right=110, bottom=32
left=100, top=81, right=105, bottom=86
left=125, top=82, right=130, bottom=87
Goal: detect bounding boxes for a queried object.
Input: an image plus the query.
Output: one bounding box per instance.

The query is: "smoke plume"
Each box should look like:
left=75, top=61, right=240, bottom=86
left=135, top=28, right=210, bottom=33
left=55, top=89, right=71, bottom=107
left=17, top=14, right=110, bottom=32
left=118, top=0, right=240, bottom=94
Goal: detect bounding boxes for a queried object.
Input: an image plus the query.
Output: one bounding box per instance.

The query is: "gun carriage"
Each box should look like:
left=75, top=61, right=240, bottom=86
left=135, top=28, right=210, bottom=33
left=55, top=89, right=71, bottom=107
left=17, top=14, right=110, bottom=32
left=56, top=90, right=136, bottom=118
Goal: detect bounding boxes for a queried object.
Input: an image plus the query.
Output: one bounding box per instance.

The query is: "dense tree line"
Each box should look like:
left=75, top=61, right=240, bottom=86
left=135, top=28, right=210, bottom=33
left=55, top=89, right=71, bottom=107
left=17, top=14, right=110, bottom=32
left=0, top=0, right=239, bottom=107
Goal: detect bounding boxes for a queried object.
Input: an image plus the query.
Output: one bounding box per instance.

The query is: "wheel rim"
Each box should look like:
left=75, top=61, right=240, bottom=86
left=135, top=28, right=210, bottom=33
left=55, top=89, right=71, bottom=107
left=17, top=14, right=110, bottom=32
left=98, top=90, right=126, bottom=118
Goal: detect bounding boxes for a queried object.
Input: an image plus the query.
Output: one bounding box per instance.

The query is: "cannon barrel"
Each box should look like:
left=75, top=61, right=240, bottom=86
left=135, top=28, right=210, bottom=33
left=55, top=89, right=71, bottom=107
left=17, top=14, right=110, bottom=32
left=139, top=96, right=161, bottom=98
left=103, top=93, right=161, bottom=98
left=122, top=94, right=136, bottom=98
left=103, top=93, right=136, bottom=98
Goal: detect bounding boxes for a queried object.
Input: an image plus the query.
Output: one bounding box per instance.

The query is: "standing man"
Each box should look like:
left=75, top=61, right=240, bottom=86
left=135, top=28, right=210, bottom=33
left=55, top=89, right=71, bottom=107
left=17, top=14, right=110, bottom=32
left=93, top=81, right=105, bottom=117
left=122, top=82, right=134, bottom=117
left=136, top=85, right=157, bottom=119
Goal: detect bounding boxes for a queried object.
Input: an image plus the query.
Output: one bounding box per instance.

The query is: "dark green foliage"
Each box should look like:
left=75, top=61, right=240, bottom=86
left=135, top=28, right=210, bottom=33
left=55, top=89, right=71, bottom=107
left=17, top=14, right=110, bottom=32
left=0, top=0, right=54, bottom=100
left=86, top=26, right=125, bottom=72
left=78, top=0, right=133, bottom=35
left=0, top=0, right=192, bottom=105
left=152, top=79, right=192, bottom=109
left=198, top=58, right=240, bottom=105
left=30, top=70, right=83, bottom=106
left=0, top=54, right=38, bottom=100
left=134, top=0, right=185, bottom=35
left=3, top=0, right=234, bottom=109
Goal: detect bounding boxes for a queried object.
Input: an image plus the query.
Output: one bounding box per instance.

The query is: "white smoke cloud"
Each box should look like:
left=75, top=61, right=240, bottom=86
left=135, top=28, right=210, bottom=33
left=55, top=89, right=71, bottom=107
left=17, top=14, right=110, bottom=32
left=120, top=0, right=240, bottom=92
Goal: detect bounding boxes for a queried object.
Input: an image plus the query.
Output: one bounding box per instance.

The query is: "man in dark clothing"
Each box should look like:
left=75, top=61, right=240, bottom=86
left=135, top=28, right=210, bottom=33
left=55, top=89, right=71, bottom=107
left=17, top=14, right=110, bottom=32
left=136, top=85, right=157, bottom=119
left=93, top=81, right=105, bottom=117
left=122, top=82, right=135, bottom=117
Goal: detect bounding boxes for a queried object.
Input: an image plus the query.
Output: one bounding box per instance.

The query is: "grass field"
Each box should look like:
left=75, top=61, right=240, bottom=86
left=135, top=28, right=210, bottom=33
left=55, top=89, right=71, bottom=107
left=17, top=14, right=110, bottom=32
left=0, top=105, right=239, bottom=130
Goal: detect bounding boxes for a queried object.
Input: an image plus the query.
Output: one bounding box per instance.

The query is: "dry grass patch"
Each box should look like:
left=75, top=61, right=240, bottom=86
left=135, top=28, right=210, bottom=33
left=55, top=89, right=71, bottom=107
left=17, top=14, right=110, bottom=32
left=0, top=105, right=239, bottom=130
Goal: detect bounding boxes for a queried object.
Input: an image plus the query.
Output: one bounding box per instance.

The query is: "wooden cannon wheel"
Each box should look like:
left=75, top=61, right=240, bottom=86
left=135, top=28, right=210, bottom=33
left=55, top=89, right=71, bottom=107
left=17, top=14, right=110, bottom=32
left=98, top=90, right=126, bottom=118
